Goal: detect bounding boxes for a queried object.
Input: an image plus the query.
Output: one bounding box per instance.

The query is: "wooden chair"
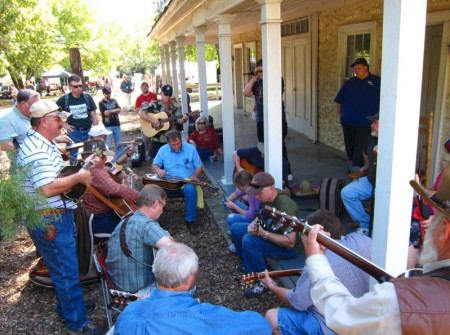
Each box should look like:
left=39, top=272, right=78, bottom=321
left=417, top=110, right=434, bottom=187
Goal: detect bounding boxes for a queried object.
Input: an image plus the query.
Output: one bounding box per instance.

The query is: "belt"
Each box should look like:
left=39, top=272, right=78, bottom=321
left=38, top=208, right=71, bottom=216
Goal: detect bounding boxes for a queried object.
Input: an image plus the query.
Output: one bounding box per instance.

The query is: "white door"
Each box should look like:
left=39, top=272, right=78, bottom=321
left=282, top=38, right=313, bottom=139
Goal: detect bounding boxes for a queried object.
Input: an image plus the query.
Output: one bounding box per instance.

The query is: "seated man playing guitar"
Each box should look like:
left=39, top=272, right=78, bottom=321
left=138, top=84, right=188, bottom=159
left=262, top=210, right=371, bottom=335
left=81, top=139, right=139, bottom=239
left=230, top=172, right=298, bottom=298
left=151, top=130, right=203, bottom=235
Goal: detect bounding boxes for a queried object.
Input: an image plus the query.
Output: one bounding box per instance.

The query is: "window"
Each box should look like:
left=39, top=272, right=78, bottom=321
left=281, top=18, right=309, bottom=37
left=337, top=22, right=376, bottom=85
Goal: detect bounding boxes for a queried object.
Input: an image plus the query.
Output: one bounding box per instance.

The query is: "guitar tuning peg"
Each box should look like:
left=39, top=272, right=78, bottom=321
left=285, top=227, right=294, bottom=234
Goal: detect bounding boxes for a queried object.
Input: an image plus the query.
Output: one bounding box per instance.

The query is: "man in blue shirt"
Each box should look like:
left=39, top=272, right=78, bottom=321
left=334, top=58, right=380, bottom=171
left=114, top=243, right=271, bottom=335
left=151, top=130, right=203, bottom=235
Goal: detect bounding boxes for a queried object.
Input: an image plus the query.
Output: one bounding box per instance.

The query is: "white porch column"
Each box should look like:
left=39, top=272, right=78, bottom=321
left=257, top=0, right=283, bottom=188
left=216, top=15, right=236, bottom=185
left=176, top=36, right=189, bottom=132
left=164, top=44, right=172, bottom=86
left=159, top=46, right=167, bottom=86
left=373, top=0, right=427, bottom=278
left=194, top=27, right=209, bottom=116
left=169, top=41, right=180, bottom=100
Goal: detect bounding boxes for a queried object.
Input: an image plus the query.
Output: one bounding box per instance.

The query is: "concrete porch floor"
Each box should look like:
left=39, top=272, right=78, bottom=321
left=192, top=101, right=356, bottom=288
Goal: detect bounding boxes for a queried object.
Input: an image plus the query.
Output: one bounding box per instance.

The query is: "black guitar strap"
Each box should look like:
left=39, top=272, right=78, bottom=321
left=424, top=267, right=450, bottom=281
left=119, top=217, right=153, bottom=268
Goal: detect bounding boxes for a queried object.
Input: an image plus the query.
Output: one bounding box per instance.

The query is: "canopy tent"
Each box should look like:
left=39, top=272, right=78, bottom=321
left=42, top=69, right=71, bottom=78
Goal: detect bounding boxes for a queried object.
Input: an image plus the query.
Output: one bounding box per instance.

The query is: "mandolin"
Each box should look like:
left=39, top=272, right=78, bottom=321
left=142, top=173, right=218, bottom=190
left=236, top=268, right=303, bottom=288
left=260, top=206, right=395, bottom=283
left=59, top=147, right=102, bottom=203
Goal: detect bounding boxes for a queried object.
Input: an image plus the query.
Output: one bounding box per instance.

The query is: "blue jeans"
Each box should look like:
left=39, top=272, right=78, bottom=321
left=341, top=176, right=373, bottom=229
left=28, top=212, right=87, bottom=331
left=67, top=128, right=91, bottom=164
left=278, top=308, right=324, bottom=335
left=196, top=148, right=214, bottom=161
left=106, top=126, right=122, bottom=154
left=226, top=201, right=250, bottom=228
left=165, top=184, right=197, bottom=222
left=230, top=222, right=297, bottom=273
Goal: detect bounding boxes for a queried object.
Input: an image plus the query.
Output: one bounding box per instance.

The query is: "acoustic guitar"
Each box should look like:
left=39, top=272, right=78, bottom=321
left=59, top=147, right=103, bottom=203
left=233, top=158, right=263, bottom=176
left=260, top=206, right=395, bottom=283
left=140, top=111, right=183, bottom=137
left=236, top=268, right=303, bottom=288
left=105, top=139, right=139, bottom=175
left=58, top=142, right=84, bottom=161
left=142, top=173, right=218, bottom=190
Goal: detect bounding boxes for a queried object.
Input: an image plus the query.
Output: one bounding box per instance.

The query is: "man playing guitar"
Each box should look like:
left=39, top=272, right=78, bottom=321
left=81, top=139, right=139, bottom=240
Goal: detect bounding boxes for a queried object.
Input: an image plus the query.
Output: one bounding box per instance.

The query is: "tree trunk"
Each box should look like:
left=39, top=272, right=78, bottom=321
left=69, top=48, right=85, bottom=89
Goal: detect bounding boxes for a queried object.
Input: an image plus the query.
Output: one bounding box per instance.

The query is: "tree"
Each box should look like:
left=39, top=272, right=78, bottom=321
left=184, top=44, right=219, bottom=62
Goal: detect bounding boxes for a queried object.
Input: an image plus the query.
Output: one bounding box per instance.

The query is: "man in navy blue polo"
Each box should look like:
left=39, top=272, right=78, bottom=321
left=335, top=57, right=380, bottom=172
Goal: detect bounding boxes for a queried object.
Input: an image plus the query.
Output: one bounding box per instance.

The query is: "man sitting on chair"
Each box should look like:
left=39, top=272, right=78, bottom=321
left=106, top=184, right=174, bottom=296
left=81, top=139, right=138, bottom=239
left=114, top=243, right=271, bottom=334
left=151, top=130, right=203, bottom=235
left=340, top=113, right=379, bottom=236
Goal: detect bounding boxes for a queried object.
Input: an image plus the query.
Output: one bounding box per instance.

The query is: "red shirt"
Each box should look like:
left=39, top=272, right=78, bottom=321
left=135, top=92, right=157, bottom=109
left=187, top=128, right=220, bottom=153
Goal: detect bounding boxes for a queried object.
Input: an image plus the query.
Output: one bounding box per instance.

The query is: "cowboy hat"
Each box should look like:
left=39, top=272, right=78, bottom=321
left=410, top=165, right=450, bottom=218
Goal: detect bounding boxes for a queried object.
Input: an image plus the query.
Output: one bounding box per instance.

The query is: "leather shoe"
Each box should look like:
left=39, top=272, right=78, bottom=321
left=186, top=221, right=199, bottom=235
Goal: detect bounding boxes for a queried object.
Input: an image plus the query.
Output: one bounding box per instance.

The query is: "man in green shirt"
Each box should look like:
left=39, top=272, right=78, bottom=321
left=230, top=172, right=299, bottom=297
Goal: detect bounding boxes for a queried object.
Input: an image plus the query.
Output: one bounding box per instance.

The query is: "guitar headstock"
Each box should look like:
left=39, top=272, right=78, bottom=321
left=261, top=206, right=307, bottom=235
left=235, top=272, right=260, bottom=288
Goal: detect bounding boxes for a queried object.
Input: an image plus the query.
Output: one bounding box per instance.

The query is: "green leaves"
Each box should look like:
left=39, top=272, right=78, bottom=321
left=0, top=154, right=48, bottom=241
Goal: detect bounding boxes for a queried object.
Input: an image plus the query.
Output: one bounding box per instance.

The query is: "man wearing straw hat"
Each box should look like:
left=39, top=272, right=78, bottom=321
left=304, top=165, right=450, bottom=334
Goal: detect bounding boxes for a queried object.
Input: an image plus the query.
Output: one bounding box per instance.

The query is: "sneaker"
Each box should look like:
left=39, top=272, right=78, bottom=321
left=226, top=230, right=231, bottom=235
left=67, top=321, right=104, bottom=335
left=356, top=227, right=370, bottom=236
left=145, top=155, right=152, bottom=162
left=244, top=281, right=267, bottom=298
left=228, top=244, right=237, bottom=253
left=186, top=221, right=199, bottom=235
left=288, top=174, right=294, bottom=182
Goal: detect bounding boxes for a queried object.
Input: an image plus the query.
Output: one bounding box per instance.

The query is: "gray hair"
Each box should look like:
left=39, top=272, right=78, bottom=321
left=195, top=116, right=210, bottom=131
left=137, top=184, right=167, bottom=208
left=153, top=243, right=198, bottom=288
left=17, top=89, right=39, bottom=104
left=166, top=130, right=182, bottom=142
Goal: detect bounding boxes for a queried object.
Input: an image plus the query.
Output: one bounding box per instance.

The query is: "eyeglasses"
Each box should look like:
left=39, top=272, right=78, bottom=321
left=255, top=70, right=263, bottom=74
left=71, top=84, right=83, bottom=88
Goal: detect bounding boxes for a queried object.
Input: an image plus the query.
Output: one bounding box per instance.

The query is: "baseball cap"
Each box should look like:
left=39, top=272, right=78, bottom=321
left=82, top=139, right=114, bottom=156
left=351, top=57, right=368, bottom=67
left=88, top=124, right=112, bottom=137
left=141, top=81, right=149, bottom=87
left=30, top=100, right=71, bottom=119
left=247, top=172, right=275, bottom=195
left=367, top=113, right=379, bottom=121
left=161, top=85, right=173, bottom=97
left=102, top=87, right=112, bottom=94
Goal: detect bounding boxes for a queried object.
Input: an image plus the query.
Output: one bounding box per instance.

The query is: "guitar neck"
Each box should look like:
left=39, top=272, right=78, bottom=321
left=109, top=146, right=130, bottom=165
left=262, top=206, right=394, bottom=283
left=237, top=268, right=303, bottom=287
left=166, top=176, right=217, bottom=190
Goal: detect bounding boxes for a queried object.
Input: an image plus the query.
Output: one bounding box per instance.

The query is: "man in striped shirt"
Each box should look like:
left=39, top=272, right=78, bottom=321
left=17, top=100, right=104, bottom=335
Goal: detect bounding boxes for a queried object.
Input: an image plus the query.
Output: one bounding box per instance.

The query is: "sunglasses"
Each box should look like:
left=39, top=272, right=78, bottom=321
left=198, top=122, right=206, bottom=125
left=255, top=70, right=263, bottom=74
left=71, top=84, right=83, bottom=88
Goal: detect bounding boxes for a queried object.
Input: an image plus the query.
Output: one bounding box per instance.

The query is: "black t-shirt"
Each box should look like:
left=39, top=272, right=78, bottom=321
left=98, top=99, right=121, bottom=127
left=56, top=93, right=97, bottom=129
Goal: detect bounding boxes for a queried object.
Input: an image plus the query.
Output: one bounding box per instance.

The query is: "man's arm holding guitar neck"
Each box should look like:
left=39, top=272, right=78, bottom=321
left=260, top=269, right=291, bottom=306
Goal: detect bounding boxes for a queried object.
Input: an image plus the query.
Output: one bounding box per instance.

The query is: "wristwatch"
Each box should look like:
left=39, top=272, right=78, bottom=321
left=262, top=231, right=269, bottom=240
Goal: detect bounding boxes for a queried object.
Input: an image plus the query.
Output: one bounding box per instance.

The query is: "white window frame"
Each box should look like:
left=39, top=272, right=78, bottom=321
left=337, top=21, right=377, bottom=89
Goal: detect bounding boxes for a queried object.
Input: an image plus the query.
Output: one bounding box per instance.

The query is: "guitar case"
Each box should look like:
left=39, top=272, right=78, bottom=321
left=131, top=137, right=145, bottom=168
left=319, top=178, right=346, bottom=217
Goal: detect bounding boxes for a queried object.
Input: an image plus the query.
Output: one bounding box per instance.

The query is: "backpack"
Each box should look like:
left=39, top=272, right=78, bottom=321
left=64, top=92, right=91, bottom=112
